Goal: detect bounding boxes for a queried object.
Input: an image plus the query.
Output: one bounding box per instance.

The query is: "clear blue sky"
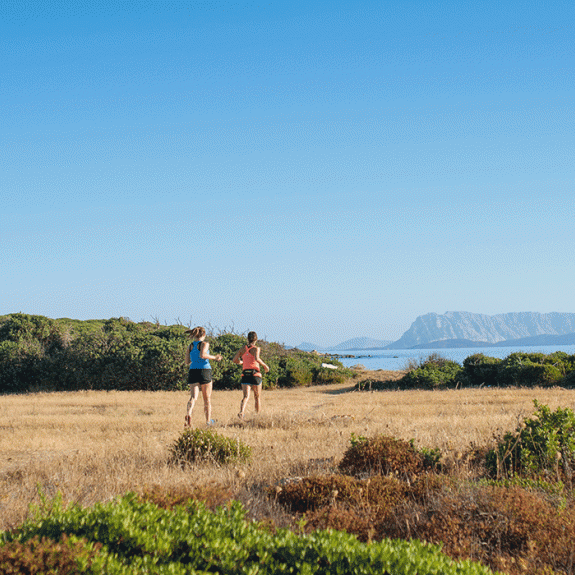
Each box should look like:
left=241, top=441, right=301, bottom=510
left=2, top=0, right=574, bottom=348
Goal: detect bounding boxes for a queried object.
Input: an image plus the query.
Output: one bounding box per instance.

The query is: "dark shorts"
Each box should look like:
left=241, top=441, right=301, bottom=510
left=188, top=368, right=212, bottom=385
left=241, top=370, right=262, bottom=386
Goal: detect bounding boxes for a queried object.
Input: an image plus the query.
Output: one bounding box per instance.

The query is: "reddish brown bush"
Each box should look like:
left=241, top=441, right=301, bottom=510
left=382, top=485, right=575, bottom=575
left=338, top=435, right=427, bottom=478
left=0, top=534, right=100, bottom=574
left=272, top=474, right=407, bottom=514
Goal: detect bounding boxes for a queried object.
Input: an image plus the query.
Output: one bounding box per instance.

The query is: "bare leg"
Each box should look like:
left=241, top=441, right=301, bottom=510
left=201, top=382, right=213, bottom=424
left=186, top=384, right=199, bottom=426
left=239, top=384, right=251, bottom=419
left=253, top=384, right=262, bottom=414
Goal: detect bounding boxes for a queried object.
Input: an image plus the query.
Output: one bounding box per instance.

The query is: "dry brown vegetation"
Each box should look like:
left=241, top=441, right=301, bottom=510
left=2, top=369, right=575, bottom=574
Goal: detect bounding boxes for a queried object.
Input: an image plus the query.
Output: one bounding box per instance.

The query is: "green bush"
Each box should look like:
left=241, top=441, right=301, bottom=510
left=562, top=370, right=575, bottom=388
left=497, top=352, right=564, bottom=387
left=169, top=428, right=252, bottom=466
left=0, top=493, right=498, bottom=575
left=486, top=400, right=575, bottom=484
left=400, top=355, right=462, bottom=390
left=459, top=354, right=502, bottom=388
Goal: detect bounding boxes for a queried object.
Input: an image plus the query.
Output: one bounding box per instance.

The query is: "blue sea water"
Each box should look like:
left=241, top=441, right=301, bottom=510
left=326, top=344, right=575, bottom=371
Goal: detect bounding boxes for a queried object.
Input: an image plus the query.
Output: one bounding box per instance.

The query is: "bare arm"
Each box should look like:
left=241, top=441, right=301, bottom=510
left=199, top=341, right=222, bottom=362
left=232, top=346, right=245, bottom=365
left=254, top=346, right=270, bottom=373
left=184, top=344, right=191, bottom=367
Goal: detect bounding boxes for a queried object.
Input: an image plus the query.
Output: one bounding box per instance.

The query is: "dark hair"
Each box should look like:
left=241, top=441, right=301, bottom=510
left=187, top=326, right=206, bottom=339
left=247, top=331, right=258, bottom=344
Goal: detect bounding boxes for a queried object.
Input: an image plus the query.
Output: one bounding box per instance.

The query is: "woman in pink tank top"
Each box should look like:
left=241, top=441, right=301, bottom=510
left=232, top=331, right=270, bottom=419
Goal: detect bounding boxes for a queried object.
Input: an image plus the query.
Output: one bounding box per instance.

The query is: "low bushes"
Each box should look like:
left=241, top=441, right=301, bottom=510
left=0, top=493, right=498, bottom=575
left=0, top=314, right=352, bottom=393
left=269, top=407, right=575, bottom=575
left=400, top=354, right=463, bottom=390
left=0, top=534, right=101, bottom=575
left=355, top=351, right=575, bottom=392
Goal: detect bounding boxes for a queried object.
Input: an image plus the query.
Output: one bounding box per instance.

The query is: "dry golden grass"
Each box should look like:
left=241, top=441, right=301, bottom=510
left=2, top=369, right=575, bottom=532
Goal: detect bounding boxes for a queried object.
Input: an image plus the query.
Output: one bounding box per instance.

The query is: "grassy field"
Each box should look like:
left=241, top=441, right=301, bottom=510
left=2, top=369, right=575, bottom=535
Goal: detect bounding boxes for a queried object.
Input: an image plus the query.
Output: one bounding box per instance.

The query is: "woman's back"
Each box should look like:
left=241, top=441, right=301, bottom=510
left=190, top=341, right=210, bottom=369
left=241, top=345, right=259, bottom=371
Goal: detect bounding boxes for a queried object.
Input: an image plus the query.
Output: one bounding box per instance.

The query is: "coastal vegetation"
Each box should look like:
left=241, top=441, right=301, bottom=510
left=355, top=351, right=575, bottom=391
left=0, top=314, right=350, bottom=394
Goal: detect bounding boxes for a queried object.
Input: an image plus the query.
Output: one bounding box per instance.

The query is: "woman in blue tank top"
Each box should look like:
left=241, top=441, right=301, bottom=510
left=184, top=326, right=222, bottom=427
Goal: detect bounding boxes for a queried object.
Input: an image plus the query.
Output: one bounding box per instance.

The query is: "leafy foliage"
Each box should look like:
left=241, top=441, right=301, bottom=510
left=0, top=314, right=352, bottom=393
left=401, top=355, right=463, bottom=389
left=486, top=400, right=575, bottom=484
left=497, top=352, right=564, bottom=387
left=169, top=428, right=252, bottom=466
left=460, top=354, right=502, bottom=387
left=355, top=351, right=575, bottom=391
left=0, top=493, right=497, bottom=575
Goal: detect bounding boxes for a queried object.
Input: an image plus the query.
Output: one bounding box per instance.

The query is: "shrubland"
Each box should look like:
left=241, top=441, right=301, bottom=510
left=0, top=314, right=350, bottom=393
left=355, top=351, right=575, bottom=391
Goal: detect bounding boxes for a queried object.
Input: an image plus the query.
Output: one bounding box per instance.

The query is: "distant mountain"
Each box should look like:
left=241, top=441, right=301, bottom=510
left=292, top=337, right=393, bottom=352
left=330, top=337, right=393, bottom=351
left=293, top=342, right=322, bottom=351
left=387, top=311, right=575, bottom=350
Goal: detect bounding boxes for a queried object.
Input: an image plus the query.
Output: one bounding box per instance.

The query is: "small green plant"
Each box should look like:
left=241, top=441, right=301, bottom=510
left=169, top=428, right=252, bottom=466
left=486, top=400, right=575, bottom=484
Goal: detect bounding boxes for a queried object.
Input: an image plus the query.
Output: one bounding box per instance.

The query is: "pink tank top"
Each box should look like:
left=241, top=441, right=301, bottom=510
left=242, top=345, right=259, bottom=372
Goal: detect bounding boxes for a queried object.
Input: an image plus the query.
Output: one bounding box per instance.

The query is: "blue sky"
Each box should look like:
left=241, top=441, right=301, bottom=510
left=2, top=0, right=574, bottom=348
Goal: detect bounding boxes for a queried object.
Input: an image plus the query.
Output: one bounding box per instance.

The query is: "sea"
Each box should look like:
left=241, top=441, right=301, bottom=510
left=324, top=344, right=575, bottom=372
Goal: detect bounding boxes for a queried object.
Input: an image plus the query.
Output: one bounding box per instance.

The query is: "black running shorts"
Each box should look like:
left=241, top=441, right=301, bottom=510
left=241, top=371, right=262, bottom=386
left=188, top=368, right=212, bottom=385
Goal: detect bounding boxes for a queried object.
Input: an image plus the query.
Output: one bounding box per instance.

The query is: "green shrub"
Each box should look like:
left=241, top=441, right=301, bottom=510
left=311, top=365, right=347, bottom=385
left=0, top=339, right=45, bottom=394
left=278, top=357, right=315, bottom=387
left=459, top=354, right=502, bottom=388
left=0, top=314, right=350, bottom=393
left=400, top=355, right=462, bottom=390
left=497, top=352, right=564, bottom=387
left=486, top=400, right=575, bottom=484
left=169, top=428, right=252, bottom=466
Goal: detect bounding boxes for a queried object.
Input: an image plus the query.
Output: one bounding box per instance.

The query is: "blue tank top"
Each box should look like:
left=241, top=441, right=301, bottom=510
left=189, top=341, right=210, bottom=369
